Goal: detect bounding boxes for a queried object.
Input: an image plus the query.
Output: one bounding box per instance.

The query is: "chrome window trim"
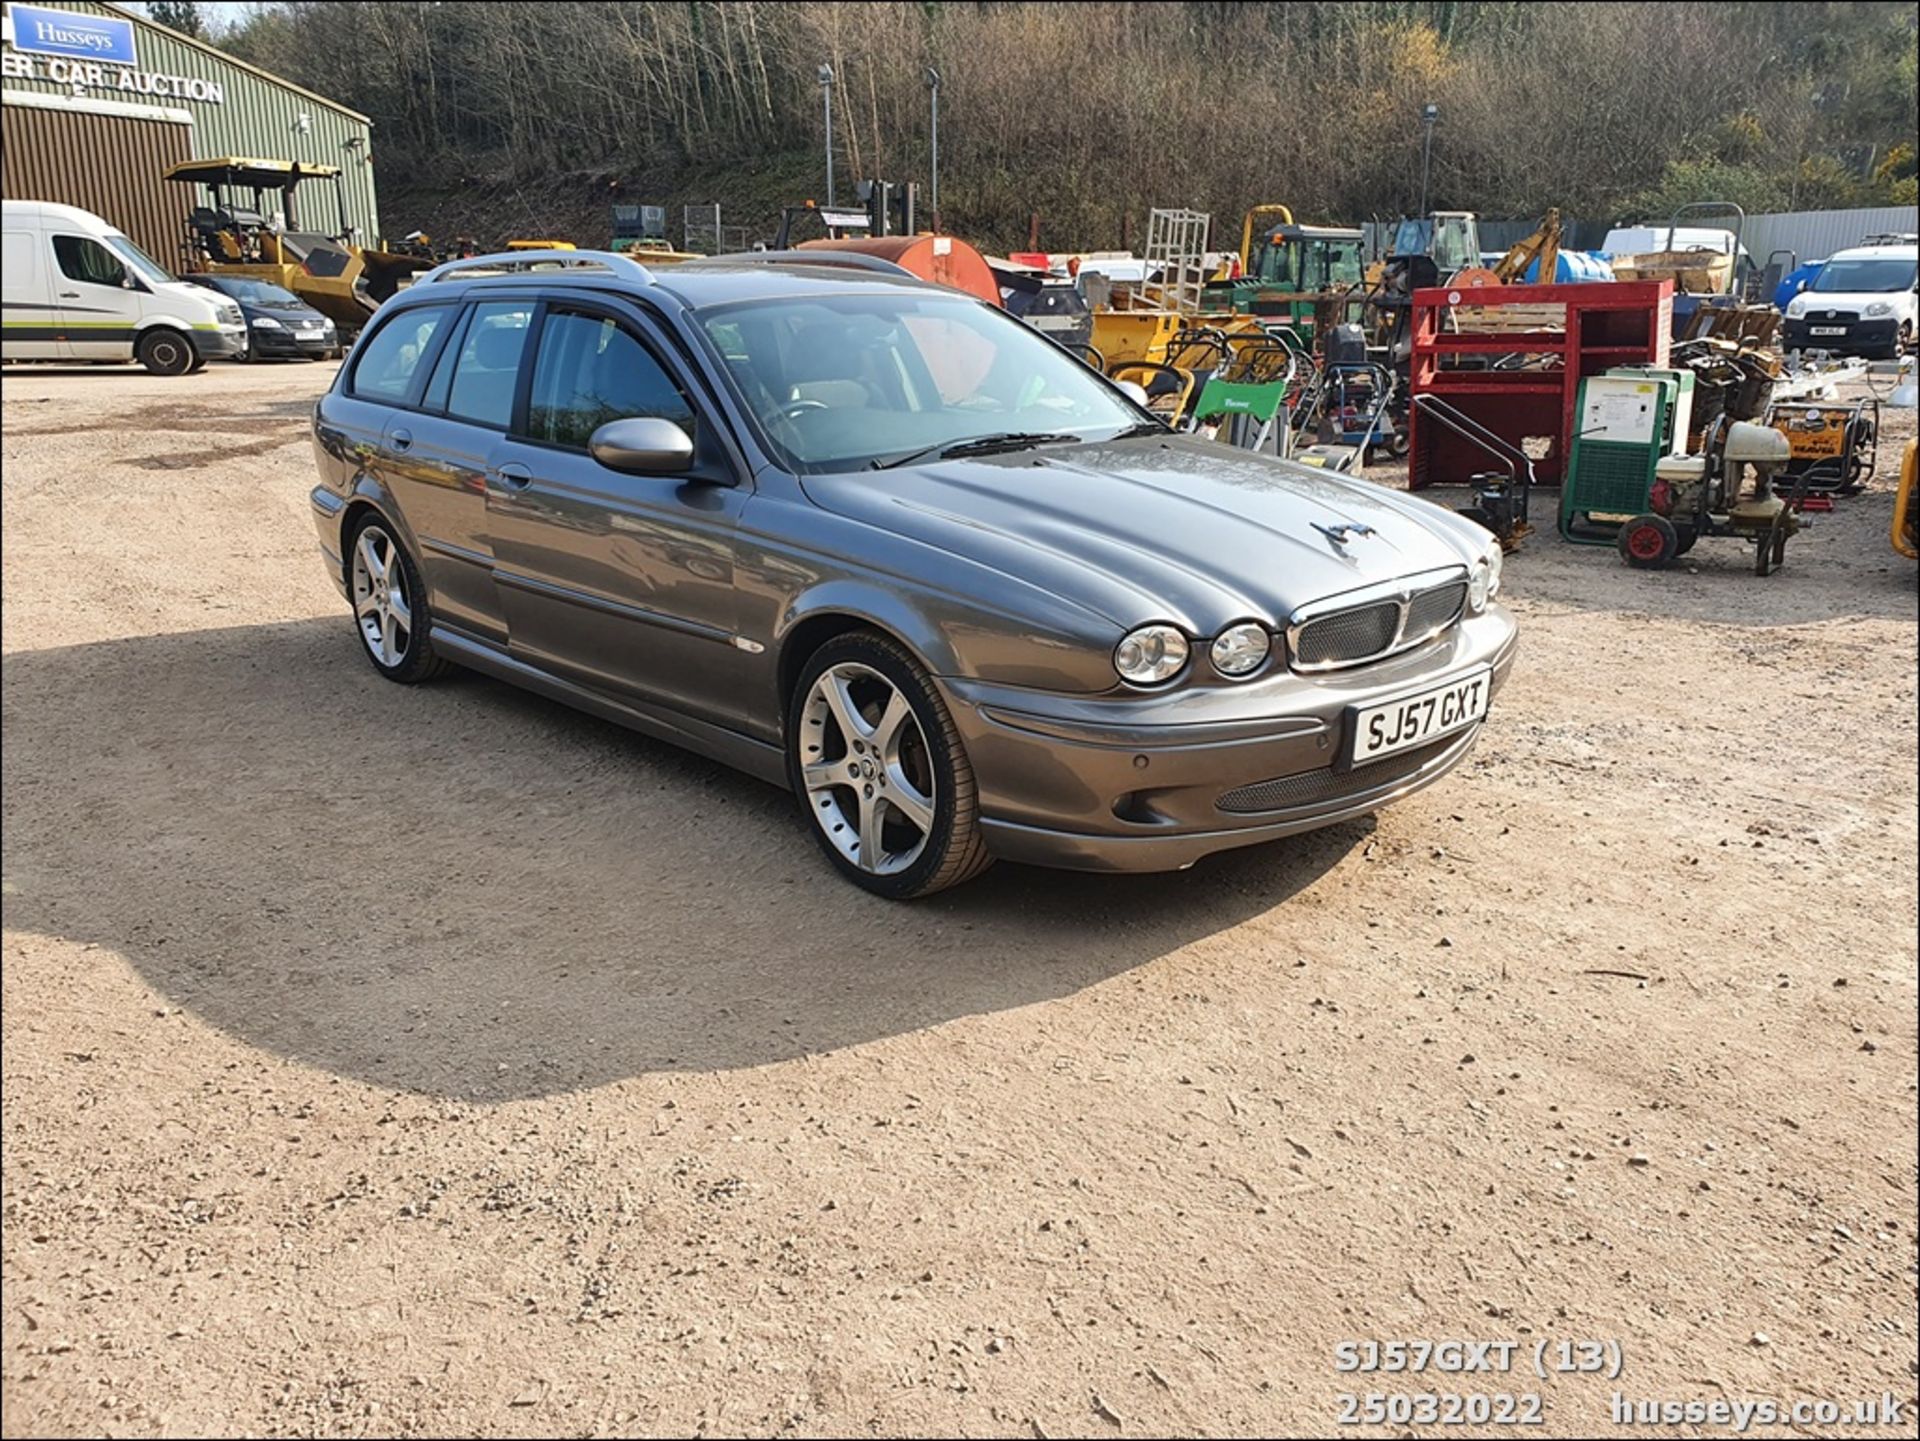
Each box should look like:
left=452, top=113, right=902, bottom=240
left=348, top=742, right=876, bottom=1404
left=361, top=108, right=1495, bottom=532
left=1285, top=565, right=1468, bottom=673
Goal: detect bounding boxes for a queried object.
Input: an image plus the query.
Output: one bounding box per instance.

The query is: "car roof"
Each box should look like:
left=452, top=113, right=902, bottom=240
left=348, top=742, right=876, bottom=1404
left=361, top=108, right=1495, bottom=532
left=388, top=253, right=955, bottom=318
left=1828, top=241, right=1918, bottom=259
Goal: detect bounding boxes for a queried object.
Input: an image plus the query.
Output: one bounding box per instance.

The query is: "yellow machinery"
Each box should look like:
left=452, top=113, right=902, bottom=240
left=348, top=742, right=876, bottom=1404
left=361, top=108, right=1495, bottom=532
left=613, top=239, right=705, bottom=267
left=1895, top=439, right=1918, bottom=559
left=506, top=239, right=576, bottom=251
left=1490, top=208, right=1562, bottom=284
left=1086, top=208, right=1269, bottom=366
left=166, top=157, right=429, bottom=333
left=1240, top=204, right=1295, bottom=270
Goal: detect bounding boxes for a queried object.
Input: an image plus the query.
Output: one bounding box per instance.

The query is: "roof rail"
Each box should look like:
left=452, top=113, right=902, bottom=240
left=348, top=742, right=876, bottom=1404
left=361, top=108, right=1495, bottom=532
left=690, top=249, right=917, bottom=280
left=417, top=248, right=656, bottom=286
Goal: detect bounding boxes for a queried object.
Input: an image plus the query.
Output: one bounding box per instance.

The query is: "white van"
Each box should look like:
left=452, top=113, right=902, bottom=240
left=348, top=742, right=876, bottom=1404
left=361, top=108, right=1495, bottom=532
left=2, top=200, right=246, bottom=374
left=1782, top=235, right=1919, bottom=360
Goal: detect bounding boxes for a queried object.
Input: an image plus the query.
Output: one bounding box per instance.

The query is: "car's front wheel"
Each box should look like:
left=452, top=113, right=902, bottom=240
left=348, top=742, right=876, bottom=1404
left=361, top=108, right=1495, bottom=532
left=347, top=515, right=449, bottom=683
left=135, top=327, right=194, bottom=376
left=788, top=631, right=993, bottom=898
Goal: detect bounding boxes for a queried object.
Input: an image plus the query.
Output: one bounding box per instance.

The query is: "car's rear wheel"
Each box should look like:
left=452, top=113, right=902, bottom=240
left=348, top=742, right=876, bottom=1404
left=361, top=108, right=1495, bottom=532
left=788, top=631, right=993, bottom=898
left=347, top=515, right=449, bottom=683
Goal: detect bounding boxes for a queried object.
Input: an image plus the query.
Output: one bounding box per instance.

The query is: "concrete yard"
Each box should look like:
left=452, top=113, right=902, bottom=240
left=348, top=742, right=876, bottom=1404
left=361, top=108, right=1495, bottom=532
left=2, top=360, right=1915, bottom=1436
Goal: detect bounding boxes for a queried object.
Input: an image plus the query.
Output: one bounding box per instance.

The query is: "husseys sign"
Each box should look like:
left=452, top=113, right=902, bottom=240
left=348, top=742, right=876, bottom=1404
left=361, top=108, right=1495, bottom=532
left=1, top=4, right=227, bottom=104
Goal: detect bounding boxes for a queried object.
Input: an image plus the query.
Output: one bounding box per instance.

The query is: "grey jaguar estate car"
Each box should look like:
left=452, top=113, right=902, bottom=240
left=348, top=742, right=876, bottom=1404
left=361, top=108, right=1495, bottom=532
left=309, top=249, right=1516, bottom=897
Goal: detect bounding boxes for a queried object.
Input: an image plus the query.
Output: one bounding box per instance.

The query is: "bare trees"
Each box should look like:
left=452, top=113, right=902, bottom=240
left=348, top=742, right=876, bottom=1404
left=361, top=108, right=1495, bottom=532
left=224, top=2, right=1920, bottom=247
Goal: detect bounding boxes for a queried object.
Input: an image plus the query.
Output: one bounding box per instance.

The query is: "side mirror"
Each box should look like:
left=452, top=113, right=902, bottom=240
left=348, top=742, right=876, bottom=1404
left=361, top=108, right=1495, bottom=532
left=588, top=416, right=695, bottom=475
left=1115, top=379, right=1150, bottom=407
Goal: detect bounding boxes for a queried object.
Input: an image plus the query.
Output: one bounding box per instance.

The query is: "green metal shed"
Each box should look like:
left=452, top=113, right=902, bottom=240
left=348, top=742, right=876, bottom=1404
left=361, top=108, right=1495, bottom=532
left=2, top=1, right=377, bottom=268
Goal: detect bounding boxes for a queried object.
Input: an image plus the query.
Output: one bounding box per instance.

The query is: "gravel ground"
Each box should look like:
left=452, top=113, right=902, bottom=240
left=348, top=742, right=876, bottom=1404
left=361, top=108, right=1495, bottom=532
left=3, top=360, right=1916, bottom=1438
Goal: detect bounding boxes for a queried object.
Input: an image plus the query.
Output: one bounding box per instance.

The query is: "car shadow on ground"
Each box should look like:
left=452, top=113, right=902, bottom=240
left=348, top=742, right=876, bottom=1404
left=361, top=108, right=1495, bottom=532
left=2, top=619, right=1365, bottom=1101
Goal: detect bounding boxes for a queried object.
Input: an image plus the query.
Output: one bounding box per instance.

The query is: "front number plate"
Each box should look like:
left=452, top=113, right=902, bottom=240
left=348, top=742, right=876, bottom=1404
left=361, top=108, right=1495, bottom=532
left=1808, top=326, right=1847, bottom=337
left=1346, top=667, right=1491, bottom=768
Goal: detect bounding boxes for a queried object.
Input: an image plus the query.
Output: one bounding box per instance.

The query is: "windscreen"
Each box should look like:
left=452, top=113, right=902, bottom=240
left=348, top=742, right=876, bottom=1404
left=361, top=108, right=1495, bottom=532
left=697, top=291, right=1141, bottom=471
left=1810, top=257, right=1916, bottom=293
left=104, top=233, right=176, bottom=287
left=210, top=277, right=304, bottom=306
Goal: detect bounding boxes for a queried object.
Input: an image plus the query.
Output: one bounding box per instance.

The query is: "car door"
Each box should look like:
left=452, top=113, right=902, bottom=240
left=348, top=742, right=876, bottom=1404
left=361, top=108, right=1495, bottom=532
left=48, top=233, right=137, bottom=360
left=482, top=298, right=755, bottom=729
left=376, top=297, right=537, bottom=648
left=320, top=300, right=505, bottom=646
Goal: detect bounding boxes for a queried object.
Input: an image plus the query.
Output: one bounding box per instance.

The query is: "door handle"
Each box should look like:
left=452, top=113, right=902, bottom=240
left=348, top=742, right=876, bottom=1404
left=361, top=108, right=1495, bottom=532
left=389, top=428, right=412, bottom=451
left=495, top=462, right=534, bottom=491
left=57, top=290, right=80, bottom=299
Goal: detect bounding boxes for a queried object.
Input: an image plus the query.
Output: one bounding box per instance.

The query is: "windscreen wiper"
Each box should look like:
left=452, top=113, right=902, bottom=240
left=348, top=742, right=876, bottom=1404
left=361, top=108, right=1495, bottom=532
left=1107, top=420, right=1168, bottom=439
left=872, top=431, right=1082, bottom=470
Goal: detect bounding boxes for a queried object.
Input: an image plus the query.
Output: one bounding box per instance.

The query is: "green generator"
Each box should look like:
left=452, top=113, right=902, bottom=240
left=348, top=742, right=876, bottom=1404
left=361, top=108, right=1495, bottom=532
left=1559, top=368, right=1695, bottom=544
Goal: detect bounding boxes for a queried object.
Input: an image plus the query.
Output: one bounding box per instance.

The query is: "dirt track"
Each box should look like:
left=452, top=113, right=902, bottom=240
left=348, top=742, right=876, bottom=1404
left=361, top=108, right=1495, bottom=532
left=3, top=361, right=1916, bottom=1438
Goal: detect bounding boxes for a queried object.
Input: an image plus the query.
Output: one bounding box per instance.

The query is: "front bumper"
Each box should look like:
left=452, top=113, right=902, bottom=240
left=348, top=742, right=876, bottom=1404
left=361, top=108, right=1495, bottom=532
left=191, top=325, right=248, bottom=359
left=248, top=326, right=337, bottom=358
left=1782, top=315, right=1899, bottom=355
left=939, top=606, right=1518, bottom=872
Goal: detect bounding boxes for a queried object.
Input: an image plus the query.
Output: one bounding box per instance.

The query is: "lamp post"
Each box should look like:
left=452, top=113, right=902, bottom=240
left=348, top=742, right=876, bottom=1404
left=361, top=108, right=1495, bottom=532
left=1419, top=102, right=1439, bottom=216
left=925, top=66, right=941, bottom=224
left=818, top=63, right=836, bottom=206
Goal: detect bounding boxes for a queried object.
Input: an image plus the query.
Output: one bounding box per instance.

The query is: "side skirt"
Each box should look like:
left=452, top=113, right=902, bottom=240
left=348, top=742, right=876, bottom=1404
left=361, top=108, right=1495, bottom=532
left=431, top=626, right=789, bottom=788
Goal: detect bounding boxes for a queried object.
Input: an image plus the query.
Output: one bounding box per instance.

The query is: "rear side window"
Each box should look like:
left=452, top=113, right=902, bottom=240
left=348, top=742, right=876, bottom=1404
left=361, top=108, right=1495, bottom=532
left=525, top=310, right=695, bottom=448
left=2, top=231, right=35, bottom=286
left=350, top=306, right=449, bottom=402
left=446, top=302, right=535, bottom=426
left=52, top=235, right=126, bottom=288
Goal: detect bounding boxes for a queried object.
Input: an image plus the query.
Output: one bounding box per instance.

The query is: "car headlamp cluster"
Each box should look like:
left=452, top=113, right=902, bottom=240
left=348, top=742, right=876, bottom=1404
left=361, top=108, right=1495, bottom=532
left=1467, top=541, right=1503, bottom=613
left=1210, top=623, right=1271, bottom=677
left=1115, top=621, right=1276, bottom=685
left=1113, top=624, right=1188, bottom=685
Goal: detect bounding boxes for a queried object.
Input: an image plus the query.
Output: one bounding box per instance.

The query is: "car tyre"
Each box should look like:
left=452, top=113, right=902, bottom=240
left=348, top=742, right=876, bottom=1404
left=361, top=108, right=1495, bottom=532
left=346, top=514, right=451, bottom=684
left=136, top=328, right=195, bottom=376
left=787, top=630, right=994, bottom=899
left=1618, top=514, right=1679, bottom=569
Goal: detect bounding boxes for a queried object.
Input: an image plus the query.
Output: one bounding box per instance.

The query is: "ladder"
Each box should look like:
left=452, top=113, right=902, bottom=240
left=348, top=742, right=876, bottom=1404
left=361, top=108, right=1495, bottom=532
left=1141, top=208, right=1211, bottom=316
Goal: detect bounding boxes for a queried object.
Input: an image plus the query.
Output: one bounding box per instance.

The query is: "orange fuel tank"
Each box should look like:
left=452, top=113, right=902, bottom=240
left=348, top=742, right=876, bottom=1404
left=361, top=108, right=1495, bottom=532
left=797, top=234, right=1001, bottom=306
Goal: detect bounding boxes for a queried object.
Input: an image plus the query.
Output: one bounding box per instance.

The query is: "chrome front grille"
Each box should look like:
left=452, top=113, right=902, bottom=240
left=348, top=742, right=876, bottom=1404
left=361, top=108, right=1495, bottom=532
left=1216, top=732, right=1469, bottom=814
left=1292, top=603, right=1400, bottom=667
left=1286, top=567, right=1469, bottom=672
left=1405, top=580, right=1467, bottom=640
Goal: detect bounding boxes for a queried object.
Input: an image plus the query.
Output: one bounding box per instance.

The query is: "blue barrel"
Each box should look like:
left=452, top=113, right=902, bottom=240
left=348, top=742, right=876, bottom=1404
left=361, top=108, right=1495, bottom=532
left=1774, top=261, right=1823, bottom=310
left=1522, top=250, right=1615, bottom=284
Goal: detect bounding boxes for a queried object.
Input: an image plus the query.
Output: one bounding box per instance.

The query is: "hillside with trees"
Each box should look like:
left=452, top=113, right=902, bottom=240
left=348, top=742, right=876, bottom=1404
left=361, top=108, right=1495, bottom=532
left=203, top=0, right=1918, bottom=250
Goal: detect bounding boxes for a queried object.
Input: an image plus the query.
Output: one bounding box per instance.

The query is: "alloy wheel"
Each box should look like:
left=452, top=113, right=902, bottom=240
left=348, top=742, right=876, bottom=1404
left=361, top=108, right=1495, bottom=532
left=350, top=524, right=413, bottom=668
left=798, top=662, right=937, bottom=875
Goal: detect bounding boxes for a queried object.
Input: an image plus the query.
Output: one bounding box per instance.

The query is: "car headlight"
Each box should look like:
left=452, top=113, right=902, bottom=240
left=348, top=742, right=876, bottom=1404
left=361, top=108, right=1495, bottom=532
left=1786, top=298, right=1807, bottom=318
left=1863, top=301, right=1894, bottom=319
left=218, top=304, right=242, bottom=325
left=1114, top=624, right=1189, bottom=685
left=252, top=315, right=284, bottom=330
left=1467, top=542, right=1502, bottom=613
left=1209, top=622, right=1271, bottom=678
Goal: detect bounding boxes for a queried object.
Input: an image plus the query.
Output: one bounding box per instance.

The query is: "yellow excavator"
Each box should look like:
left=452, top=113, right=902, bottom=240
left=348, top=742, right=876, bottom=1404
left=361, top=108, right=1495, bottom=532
left=165, top=157, right=432, bottom=334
